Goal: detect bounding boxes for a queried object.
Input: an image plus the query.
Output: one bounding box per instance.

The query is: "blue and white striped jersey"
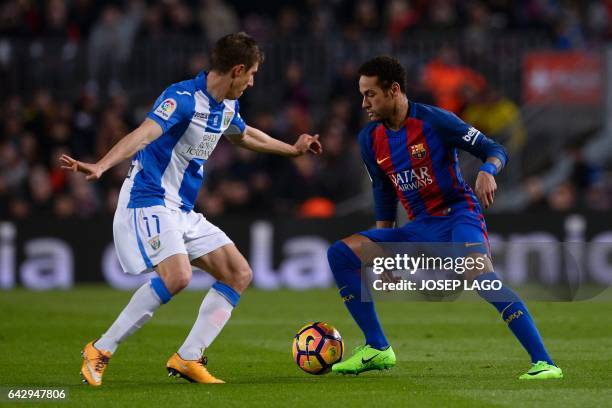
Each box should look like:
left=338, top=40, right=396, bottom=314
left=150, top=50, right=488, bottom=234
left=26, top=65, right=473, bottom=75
left=125, top=71, right=246, bottom=212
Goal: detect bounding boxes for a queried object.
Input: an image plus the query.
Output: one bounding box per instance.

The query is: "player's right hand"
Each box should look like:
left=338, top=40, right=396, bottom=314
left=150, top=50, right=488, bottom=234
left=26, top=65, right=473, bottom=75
left=294, top=134, right=322, bottom=155
left=475, top=171, right=496, bottom=209
left=59, top=154, right=104, bottom=181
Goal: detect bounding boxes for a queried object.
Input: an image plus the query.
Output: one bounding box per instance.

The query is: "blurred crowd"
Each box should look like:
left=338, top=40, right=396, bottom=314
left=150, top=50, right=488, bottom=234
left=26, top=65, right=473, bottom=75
left=2, top=0, right=612, bottom=46
left=0, top=67, right=369, bottom=219
left=1, top=0, right=611, bottom=220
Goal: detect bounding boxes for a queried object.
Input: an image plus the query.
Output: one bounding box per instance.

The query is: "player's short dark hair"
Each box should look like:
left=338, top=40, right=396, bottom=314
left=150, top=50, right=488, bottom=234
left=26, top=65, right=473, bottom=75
left=211, top=32, right=264, bottom=74
left=358, top=56, right=407, bottom=93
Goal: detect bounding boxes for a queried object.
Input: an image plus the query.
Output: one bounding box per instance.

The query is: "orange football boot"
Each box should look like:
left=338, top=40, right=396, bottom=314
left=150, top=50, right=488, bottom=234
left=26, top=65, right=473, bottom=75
left=80, top=341, right=112, bottom=386
left=166, top=353, right=224, bottom=384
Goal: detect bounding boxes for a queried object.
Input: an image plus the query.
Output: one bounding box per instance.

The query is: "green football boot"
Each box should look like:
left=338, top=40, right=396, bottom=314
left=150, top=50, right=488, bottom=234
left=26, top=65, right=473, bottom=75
left=332, top=345, right=396, bottom=375
left=519, top=361, right=563, bottom=380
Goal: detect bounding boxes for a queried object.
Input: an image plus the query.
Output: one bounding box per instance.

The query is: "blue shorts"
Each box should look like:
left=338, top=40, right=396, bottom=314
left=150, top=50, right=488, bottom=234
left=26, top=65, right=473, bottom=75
left=359, top=210, right=490, bottom=254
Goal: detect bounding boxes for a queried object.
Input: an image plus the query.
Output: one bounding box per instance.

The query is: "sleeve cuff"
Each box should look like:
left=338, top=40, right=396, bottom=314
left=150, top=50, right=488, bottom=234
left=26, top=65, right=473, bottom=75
left=147, top=113, right=168, bottom=133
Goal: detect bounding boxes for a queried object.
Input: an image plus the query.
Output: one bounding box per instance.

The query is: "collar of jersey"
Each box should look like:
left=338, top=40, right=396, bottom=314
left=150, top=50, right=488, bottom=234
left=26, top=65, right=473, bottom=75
left=196, top=71, right=225, bottom=109
left=379, top=100, right=416, bottom=137
left=407, top=100, right=416, bottom=118
left=380, top=100, right=416, bottom=138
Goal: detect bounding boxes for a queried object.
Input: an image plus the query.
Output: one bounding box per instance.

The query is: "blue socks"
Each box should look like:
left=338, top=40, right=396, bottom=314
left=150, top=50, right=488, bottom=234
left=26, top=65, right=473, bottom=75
left=476, top=272, right=554, bottom=365
left=327, top=241, right=389, bottom=350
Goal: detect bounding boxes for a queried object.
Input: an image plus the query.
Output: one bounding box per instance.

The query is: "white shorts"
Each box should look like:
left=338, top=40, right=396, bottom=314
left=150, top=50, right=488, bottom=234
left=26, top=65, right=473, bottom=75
left=113, top=204, right=233, bottom=275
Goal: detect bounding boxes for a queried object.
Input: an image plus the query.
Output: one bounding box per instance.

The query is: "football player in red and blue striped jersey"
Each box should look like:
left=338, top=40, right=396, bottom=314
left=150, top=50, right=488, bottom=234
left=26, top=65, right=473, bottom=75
left=327, top=56, right=562, bottom=380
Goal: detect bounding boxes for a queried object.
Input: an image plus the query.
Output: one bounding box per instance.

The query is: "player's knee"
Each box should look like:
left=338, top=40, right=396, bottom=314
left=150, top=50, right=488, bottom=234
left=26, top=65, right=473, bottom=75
left=327, top=240, right=360, bottom=271
left=238, top=265, right=253, bottom=289
left=227, top=265, right=252, bottom=292
left=168, top=269, right=192, bottom=294
left=327, top=241, right=343, bottom=268
left=462, top=252, right=493, bottom=281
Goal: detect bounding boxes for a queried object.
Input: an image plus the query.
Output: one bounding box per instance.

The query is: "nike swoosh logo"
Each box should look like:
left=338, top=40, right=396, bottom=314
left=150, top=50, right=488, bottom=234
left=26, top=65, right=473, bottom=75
left=176, top=91, right=192, bottom=96
left=465, top=242, right=482, bottom=247
left=86, top=361, right=101, bottom=383
left=527, top=369, right=549, bottom=375
left=376, top=156, right=390, bottom=165
left=361, top=353, right=380, bottom=364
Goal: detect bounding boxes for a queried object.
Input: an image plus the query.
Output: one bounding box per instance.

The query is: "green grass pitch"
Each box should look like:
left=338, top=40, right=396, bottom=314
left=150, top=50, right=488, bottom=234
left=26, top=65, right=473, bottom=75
left=1, top=286, right=611, bottom=407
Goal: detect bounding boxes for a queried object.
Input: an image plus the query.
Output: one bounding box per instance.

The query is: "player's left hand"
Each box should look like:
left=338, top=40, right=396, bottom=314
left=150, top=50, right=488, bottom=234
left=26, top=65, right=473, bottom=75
left=294, top=134, right=322, bottom=155
left=475, top=171, right=497, bottom=209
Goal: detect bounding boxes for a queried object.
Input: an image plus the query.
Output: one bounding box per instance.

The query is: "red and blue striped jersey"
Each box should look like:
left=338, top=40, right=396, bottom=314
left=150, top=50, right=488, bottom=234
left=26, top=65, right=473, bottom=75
left=359, top=101, right=508, bottom=221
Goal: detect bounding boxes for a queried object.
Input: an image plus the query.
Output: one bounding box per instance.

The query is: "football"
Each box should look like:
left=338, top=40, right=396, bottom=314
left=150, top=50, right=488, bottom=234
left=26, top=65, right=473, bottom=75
left=292, top=322, right=344, bottom=375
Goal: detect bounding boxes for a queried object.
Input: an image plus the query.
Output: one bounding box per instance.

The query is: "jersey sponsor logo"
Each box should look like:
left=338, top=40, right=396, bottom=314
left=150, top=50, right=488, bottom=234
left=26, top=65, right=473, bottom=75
left=181, top=132, right=220, bottom=159
left=388, top=166, right=433, bottom=192
left=194, top=111, right=209, bottom=121
left=410, top=143, right=427, bottom=161
left=154, top=98, right=177, bottom=120
left=376, top=156, right=390, bottom=165
left=462, top=127, right=481, bottom=145
left=223, top=111, right=233, bottom=127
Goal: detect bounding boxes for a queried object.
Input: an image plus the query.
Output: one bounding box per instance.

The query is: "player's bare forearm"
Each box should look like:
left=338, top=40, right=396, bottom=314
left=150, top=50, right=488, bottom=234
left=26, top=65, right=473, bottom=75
left=97, top=119, right=163, bottom=172
left=229, top=126, right=298, bottom=156
left=376, top=221, right=395, bottom=229
left=227, top=126, right=322, bottom=157
left=60, top=118, right=162, bottom=180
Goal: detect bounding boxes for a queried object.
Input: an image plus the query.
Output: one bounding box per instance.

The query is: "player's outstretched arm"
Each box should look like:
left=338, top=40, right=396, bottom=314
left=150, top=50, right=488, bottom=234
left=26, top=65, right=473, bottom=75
left=60, top=118, right=163, bottom=181
left=226, top=126, right=322, bottom=157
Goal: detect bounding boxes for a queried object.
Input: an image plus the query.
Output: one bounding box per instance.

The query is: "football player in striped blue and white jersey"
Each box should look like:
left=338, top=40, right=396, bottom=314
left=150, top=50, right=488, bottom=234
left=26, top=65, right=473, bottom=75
left=61, top=32, right=322, bottom=386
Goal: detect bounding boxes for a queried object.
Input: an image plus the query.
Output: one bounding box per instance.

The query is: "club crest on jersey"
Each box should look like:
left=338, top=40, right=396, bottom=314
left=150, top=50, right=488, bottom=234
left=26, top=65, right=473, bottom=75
left=148, top=235, right=161, bottom=251
left=410, top=143, right=427, bottom=161
left=223, top=111, right=233, bottom=127
left=154, top=98, right=177, bottom=120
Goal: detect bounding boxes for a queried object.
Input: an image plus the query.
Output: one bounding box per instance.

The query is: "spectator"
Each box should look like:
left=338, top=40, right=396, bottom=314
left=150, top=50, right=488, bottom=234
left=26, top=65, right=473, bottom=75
left=198, top=0, right=240, bottom=44
left=353, top=0, right=380, bottom=35
left=69, top=0, right=99, bottom=39
left=88, top=1, right=143, bottom=93
left=28, top=165, right=54, bottom=216
left=0, top=142, right=28, bottom=196
left=282, top=61, right=311, bottom=111
left=462, top=86, right=526, bottom=154
left=166, top=0, right=200, bottom=36
left=276, top=6, right=301, bottom=38
left=385, top=0, right=420, bottom=41
left=421, top=45, right=487, bottom=114
left=139, top=4, right=165, bottom=40
left=318, top=120, right=363, bottom=202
